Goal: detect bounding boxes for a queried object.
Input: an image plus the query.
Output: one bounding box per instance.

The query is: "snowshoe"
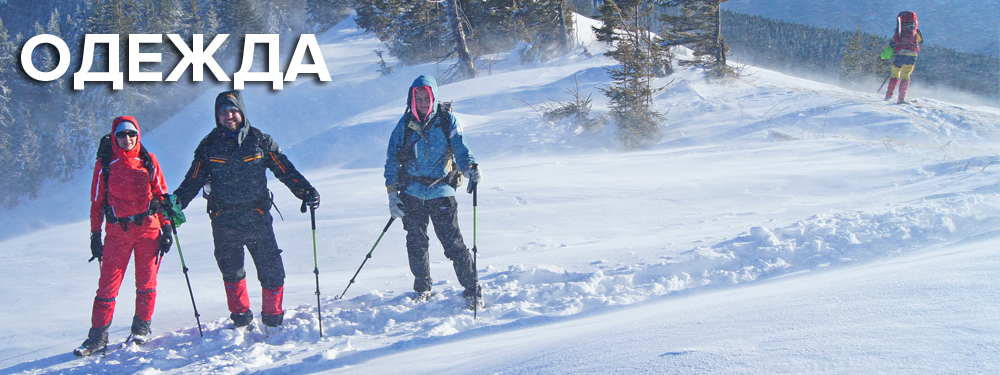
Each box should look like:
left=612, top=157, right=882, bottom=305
left=263, top=324, right=284, bottom=337
left=129, top=315, right=151, bottom=345
left=128, top=333, right=151, bottom=346
left=411, top=291, right=433, bottom=302
left=72, top=342, right=107, bottom=357
left=230, top=310, right=256, bottom=331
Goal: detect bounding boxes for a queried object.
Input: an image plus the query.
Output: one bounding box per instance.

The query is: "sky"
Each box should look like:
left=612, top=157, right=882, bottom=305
left=0, top=12, right=999, bottom=375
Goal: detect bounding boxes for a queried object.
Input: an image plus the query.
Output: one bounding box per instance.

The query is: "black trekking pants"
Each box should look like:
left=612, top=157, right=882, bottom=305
left=210, top=208, right=285, bottom=289
left=400, top=194, right=477, bottom=293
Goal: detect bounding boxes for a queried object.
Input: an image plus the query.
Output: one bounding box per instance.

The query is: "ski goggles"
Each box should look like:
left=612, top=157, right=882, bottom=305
left=115, top=130, right=138, bottom=138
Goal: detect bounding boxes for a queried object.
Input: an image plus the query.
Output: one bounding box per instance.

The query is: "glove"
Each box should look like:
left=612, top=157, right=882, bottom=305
left=89, top=230, right=103, bottom=263
left=160, top=193, right=186, bottom=227
left=388, top=191, right=405, bottom=219
left=464, top=165, right=482, bottom=184
left=464, top=164, right=481, bottom=193
left=304, top=188, right=321, bottom=209
left=158, top=228, right=173, bottom=257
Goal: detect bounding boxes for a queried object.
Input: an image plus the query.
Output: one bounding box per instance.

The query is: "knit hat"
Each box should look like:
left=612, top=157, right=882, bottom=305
left=114, top=121, right=138, bottom=135
left=217, top=103, right=239, bottom=115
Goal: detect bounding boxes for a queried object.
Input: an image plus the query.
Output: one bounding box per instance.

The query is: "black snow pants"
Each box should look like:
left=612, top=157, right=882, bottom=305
left=210, top=208, right=285, bottom=289
left=400, top=194, right=477, bottom=293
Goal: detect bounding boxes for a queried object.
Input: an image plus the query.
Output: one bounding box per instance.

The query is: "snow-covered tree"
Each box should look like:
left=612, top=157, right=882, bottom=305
left=659, top=0, right=732, bottom=77
left=595, top=0, right=666, bottom=149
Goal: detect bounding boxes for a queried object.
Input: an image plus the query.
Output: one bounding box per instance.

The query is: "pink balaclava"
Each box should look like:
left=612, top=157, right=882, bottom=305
left=410, top=86, right=434, bottom=123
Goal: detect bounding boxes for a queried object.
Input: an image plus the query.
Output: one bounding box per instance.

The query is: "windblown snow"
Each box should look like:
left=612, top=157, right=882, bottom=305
left=1, top=14, right=998, bottom=375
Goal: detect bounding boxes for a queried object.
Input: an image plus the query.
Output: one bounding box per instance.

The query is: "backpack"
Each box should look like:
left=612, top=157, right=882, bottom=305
left=97, top=133, right=159, bottom=227
left=893, top=11, right=922, bottom=53
left=395, top=102, right=463, bottom=191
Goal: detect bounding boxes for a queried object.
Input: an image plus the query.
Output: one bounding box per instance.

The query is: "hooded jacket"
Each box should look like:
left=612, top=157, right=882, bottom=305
left=90, top=116, right=170, bottom=232
left=173, top=91, right=314, bottom=214
left=384, top=75, right=476, bottom=200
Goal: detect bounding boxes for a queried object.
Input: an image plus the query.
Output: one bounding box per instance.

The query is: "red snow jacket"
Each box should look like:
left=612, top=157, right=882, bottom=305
left=89, top=116, right=170, bottom=232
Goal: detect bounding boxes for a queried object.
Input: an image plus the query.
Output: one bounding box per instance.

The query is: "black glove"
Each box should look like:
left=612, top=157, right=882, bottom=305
left=303, top=188, right=320, bottom=209
left=160, top=194, right=175, bottom=216
left=89, top=230, right=103, bottom=263
left=158, top=228, right=173, bottom=256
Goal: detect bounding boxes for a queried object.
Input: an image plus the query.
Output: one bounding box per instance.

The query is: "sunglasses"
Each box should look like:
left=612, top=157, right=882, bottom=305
left=115, top=130, right=137, bottom=138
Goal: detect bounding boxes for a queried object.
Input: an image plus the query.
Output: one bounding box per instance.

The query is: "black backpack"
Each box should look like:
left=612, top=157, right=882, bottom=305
left=97, top=133, right=159, bottom=226
left=395, top=102, right=463, bottom=191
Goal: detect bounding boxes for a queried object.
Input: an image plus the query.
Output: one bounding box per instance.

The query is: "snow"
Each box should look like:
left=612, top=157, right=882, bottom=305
left=1, top=14, right=999, bottom=374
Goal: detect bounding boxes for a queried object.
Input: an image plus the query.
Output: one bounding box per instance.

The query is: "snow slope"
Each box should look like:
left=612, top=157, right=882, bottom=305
left=1, top=14, right=999, bottom=374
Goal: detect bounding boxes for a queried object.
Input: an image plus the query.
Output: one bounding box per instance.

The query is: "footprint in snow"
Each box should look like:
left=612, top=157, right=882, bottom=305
left=515, top=197, right=527, bottom=206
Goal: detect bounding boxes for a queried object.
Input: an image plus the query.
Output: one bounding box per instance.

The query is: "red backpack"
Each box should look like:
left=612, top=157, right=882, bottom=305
left=893, top=11, right=922, bottom=53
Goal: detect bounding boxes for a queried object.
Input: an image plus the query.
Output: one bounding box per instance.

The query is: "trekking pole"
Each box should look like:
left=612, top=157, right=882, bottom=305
left=334, top=217, right=396, bottom=300
left=466, top=164, right=480, bottom=320
left=169, top=222, right=203, bottom=337
left=878, top=73, right=891, bottom=93
left=301, top=201, right=323, bottom=338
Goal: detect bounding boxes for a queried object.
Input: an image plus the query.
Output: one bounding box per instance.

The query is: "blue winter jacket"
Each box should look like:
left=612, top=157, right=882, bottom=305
left=384, top=75, right=476, bottom=200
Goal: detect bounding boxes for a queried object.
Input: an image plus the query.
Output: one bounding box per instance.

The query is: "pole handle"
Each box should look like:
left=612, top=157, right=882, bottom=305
left=466, top=163, right=479, bottom=197
left=310, top=205, right=317, bottom=230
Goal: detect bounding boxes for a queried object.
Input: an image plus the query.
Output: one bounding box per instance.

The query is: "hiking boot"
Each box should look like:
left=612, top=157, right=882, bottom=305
left=73, top=325, right=109, bottom=357
left=129, top=316, right=152, bottom=345
left=261, top=312, right=284, bottom=328
left=231, top=310, right=254, bottom=329
left=462, top=287, right=483, bottom=311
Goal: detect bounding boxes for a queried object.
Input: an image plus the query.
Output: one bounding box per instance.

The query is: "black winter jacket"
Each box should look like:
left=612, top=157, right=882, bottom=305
left=174, top=91, right=314, bottom=215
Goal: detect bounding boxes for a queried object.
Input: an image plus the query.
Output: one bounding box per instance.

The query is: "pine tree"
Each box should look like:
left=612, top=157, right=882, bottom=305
left=306, top=0, right=352, bottom=33
left=511, top=0, right=572, bottom=62
left=595, top=0, right=665, bottom=149
left=215, top=0, right=265, bottom=51
left=0, top=17, right=15, bottom=207
left=659, top=0, right=732, bottom=77
left=354, top=0, right=572, bottom=72
left=840, top=27, right=888, bottom=84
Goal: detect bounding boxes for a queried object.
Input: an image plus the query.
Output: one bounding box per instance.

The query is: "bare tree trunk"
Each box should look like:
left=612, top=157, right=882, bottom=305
left=558, top=0, right=570, bottom=53
left=715, top=3, right=726, bottom=69
left=449, top=0, right=476, bottom=80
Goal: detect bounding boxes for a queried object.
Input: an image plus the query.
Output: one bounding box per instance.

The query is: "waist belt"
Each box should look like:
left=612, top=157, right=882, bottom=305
left=103, top=199, right=160, bottom=232
left=105, top=211, right=150, bottom=232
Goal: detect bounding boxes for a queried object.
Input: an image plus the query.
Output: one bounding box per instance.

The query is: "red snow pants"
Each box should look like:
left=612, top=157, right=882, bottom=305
left=91, top=219, right=161, bottom=328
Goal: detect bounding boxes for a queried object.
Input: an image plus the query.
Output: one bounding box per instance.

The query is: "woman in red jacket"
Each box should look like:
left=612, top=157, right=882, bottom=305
left=74, top=116, right=172, bottom=357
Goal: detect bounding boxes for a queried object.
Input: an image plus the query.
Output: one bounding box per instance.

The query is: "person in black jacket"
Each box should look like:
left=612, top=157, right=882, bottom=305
left=168, top=90, right=320, bottom=329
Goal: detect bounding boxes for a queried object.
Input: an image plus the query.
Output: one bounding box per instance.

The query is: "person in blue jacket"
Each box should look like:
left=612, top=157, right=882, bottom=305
left=384, top=75, right=483, bottom=308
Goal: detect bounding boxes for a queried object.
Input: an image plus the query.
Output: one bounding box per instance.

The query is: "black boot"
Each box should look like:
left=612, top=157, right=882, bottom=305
left=130, top=315, right=152, bottom=345
left=231, top=310, right=254, bottom=330
left=261, top=312, right=283, bottom=328
left=73, top=325, right=109, bottom=357
left=462, top=286, right=483, bottom=311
